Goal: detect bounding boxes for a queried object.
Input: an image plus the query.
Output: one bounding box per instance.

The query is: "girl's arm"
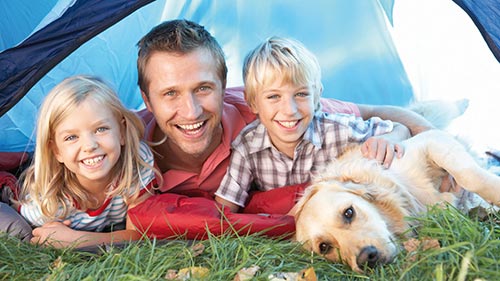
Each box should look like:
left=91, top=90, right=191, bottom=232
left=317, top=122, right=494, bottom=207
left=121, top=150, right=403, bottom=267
left=31, top=193, right=152, bottom=249
left=30, top=219, right=142, bottom=249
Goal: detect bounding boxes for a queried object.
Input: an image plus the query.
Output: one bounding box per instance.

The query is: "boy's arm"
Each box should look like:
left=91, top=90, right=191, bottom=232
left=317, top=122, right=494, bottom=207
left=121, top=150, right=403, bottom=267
left=357, top=104, right=434, bottom=136
left=215, top=196, right=240, bottom=213
left=361, top=122, right=410, bottom=168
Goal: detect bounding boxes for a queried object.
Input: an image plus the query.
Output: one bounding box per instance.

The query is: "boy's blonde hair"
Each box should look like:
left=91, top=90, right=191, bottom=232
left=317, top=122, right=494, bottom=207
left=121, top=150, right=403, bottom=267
left=19, top=75, right=155, bottom=220
left=243, top=36, right=323, bottom=111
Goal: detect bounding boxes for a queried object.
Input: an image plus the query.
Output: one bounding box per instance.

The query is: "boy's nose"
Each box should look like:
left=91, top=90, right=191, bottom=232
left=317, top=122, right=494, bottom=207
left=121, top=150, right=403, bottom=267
left=282, top=97, right=298, bottom=115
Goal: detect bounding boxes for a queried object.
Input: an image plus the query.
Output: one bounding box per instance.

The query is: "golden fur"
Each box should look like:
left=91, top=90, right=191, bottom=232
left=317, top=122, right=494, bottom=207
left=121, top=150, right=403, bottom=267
left=292, top=129, right=500, bottom=272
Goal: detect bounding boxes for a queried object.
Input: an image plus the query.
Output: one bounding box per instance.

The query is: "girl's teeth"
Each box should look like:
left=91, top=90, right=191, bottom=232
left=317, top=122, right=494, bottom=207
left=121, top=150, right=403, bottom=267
left=83, top=156, right=104, bottom=166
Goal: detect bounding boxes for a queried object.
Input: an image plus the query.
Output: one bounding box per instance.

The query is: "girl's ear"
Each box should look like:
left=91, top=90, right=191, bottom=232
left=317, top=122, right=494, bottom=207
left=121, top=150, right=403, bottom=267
left=50, top=140, right=64, bottom=163
left=120, top=118, right=126, bottom=146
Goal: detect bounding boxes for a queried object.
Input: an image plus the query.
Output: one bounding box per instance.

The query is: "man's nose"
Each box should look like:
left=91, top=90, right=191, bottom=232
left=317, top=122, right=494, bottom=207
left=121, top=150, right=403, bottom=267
left=180, top=93, right=203, bottom=119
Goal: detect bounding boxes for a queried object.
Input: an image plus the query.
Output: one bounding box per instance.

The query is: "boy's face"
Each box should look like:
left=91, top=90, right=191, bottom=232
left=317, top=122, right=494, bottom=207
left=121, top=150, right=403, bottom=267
left=251, top=79, right=315, bottom=157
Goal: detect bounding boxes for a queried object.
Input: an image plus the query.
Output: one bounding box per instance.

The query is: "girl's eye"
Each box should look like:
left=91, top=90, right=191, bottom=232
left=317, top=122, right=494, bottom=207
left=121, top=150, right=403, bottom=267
left=64, top=135, right=77, bottom=142
left=96, top=127, right=109, bottom=133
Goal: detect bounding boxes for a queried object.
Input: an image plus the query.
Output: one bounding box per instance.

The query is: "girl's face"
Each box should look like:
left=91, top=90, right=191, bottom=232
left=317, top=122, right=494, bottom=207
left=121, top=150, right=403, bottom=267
left=52, top=98, right=124, bottom=191
left=251, top=79, right=315, bottom=158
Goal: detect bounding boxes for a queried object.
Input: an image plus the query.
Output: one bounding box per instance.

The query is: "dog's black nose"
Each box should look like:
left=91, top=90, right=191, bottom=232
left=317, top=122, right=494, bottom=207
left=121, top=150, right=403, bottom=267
left=357, top=246, right=380, bottom=268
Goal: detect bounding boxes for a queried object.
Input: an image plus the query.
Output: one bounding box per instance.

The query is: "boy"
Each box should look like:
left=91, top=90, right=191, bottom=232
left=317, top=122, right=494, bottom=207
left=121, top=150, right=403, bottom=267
left=215, top=37, right=409, bottom=212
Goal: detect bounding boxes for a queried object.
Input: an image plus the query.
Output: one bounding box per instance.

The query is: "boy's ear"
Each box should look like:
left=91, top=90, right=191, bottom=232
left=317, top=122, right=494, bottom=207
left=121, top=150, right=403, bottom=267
left=243, top=90, right=259, bottom=114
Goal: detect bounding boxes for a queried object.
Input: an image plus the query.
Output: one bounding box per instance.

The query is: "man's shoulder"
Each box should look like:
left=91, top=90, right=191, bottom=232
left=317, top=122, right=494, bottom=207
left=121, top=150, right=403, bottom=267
left=223, top=86, right=256, bottom=124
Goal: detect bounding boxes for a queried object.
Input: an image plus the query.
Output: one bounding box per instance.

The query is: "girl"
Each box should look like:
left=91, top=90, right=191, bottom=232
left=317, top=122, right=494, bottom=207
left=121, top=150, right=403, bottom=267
left=17, top=75, right=158, bottom=248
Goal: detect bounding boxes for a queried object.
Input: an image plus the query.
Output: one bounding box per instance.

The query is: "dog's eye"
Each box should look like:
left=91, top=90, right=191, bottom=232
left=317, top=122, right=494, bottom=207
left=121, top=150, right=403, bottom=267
left=319, top=242, right=332, bottom=254
left=343, top=206, right=355, bottom=222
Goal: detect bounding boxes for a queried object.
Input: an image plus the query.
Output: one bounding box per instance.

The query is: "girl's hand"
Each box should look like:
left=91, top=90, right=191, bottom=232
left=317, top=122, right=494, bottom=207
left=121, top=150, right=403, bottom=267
left=31, top=220, right=86, bottom=248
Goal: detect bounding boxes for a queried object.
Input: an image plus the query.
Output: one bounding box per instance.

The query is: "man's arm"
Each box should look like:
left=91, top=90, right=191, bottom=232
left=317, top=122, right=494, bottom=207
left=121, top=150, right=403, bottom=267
left=357, top=104, right=435, bottom=136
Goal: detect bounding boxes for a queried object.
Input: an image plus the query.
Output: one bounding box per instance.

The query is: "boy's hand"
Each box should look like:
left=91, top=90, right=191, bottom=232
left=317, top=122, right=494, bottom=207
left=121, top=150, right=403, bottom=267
left=361, top=136, right=405, bottom=168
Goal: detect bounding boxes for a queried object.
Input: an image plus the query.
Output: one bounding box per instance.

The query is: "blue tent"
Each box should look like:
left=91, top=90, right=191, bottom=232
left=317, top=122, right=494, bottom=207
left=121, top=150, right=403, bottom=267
left=1, top=0, right=499, bottom=153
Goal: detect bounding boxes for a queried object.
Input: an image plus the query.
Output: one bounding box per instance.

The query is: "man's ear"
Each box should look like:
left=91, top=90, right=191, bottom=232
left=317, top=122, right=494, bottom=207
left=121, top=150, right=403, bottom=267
left=51, top=140, right=63, bottom=163
left=141, top=91, right=153, bottom=112
left=244, top=90, right=259, bottom=114
left=120, top=118, right=126, bottom=146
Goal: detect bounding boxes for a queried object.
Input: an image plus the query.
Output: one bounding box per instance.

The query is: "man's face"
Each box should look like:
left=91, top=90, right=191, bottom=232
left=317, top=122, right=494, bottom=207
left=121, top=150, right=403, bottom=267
left=142, top=48, right=224, bottom=158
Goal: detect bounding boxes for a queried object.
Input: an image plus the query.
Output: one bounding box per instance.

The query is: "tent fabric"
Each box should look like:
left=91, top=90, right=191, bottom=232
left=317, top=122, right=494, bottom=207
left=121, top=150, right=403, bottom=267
left=0, top=0, right=498, bottom=154
left=0, top=0, right=412, bottom=153
left=453, top=0, right=500, bottom=62
left=0, top=0, right=154, bottom=117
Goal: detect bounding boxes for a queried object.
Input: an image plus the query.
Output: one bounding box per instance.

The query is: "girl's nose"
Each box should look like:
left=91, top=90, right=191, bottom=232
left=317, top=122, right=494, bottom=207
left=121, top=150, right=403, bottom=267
left=83, top=136, right=98, bottom=152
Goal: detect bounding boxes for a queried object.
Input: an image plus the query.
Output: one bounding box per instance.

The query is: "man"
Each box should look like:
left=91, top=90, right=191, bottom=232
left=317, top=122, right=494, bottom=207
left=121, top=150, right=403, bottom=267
left=136, top=19, right=433, bottom=196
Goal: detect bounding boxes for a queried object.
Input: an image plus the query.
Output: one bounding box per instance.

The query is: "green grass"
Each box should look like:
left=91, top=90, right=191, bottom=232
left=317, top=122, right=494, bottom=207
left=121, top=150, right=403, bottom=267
left=1, top=206, right=498, bottom=280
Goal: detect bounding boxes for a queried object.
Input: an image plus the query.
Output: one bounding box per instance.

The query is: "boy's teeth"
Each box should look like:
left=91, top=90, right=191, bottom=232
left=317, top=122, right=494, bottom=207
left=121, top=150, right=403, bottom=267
left=178, top=121, right=203, bottom=130
left=82, top=156, right=104, bottom=166
left=279, top=121, right=298, bottom=128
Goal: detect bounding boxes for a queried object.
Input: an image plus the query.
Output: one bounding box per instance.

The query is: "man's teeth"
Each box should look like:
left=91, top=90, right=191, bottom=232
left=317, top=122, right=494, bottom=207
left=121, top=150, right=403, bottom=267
left=178, top=121, right=204, bottom=131
left=82, top=156, right=104, bottom=166
left=279, top=121, right=298, bottom=128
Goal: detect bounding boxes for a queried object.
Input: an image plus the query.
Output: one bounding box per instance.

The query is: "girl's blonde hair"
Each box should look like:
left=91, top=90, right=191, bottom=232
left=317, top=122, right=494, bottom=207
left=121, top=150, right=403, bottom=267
left=243, top=36, right=323, bottom=111
left=19, top=75, right=155, bottom=220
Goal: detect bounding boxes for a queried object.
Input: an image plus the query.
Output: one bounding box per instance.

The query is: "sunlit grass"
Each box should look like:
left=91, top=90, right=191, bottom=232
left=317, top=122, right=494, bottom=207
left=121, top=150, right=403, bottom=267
left=1, top=206, right=498, bottom=280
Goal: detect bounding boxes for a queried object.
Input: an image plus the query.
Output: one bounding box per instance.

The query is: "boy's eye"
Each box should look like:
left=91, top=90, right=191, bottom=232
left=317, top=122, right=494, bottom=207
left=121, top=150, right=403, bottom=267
left=296, top=92, right=310, bottom=97
left=267, top=94, right=279, bottom=100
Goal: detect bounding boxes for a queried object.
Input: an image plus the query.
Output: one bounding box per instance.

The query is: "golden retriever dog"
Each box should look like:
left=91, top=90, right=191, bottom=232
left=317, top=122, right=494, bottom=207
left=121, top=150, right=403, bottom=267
left=292, top=100, right=500, bottom=272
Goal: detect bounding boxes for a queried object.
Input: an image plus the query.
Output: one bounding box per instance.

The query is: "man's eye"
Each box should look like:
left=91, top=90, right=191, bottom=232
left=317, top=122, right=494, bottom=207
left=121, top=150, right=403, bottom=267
left=164, top=91, right=176, bottom=97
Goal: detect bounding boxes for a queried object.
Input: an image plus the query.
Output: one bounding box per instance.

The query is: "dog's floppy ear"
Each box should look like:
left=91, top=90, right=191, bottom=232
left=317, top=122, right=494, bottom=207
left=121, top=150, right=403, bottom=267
left=289, top=184, right=320, bottom=218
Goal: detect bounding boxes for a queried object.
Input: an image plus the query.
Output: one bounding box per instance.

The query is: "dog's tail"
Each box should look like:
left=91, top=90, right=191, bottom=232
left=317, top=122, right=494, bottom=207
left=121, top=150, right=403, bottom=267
left=408, top=98, right=469, bottom=130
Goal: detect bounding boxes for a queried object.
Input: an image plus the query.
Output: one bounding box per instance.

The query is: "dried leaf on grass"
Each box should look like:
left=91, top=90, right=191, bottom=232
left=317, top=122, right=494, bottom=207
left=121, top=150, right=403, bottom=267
left=190, top=242, right=205, bottom=257
left=403, top=237, right=440, bottom=262
left=164, top=266, right=209, bottom=280
left=233, top=265, right=260, bottom=281
left=268, top=267, right=317, bottom=281
left=51, top=256, right=65, bottom=270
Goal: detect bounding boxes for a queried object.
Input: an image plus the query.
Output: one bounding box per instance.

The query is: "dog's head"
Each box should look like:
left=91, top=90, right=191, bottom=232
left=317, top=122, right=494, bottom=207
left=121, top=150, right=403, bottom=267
left=292, top=179, right=409, bottom=272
